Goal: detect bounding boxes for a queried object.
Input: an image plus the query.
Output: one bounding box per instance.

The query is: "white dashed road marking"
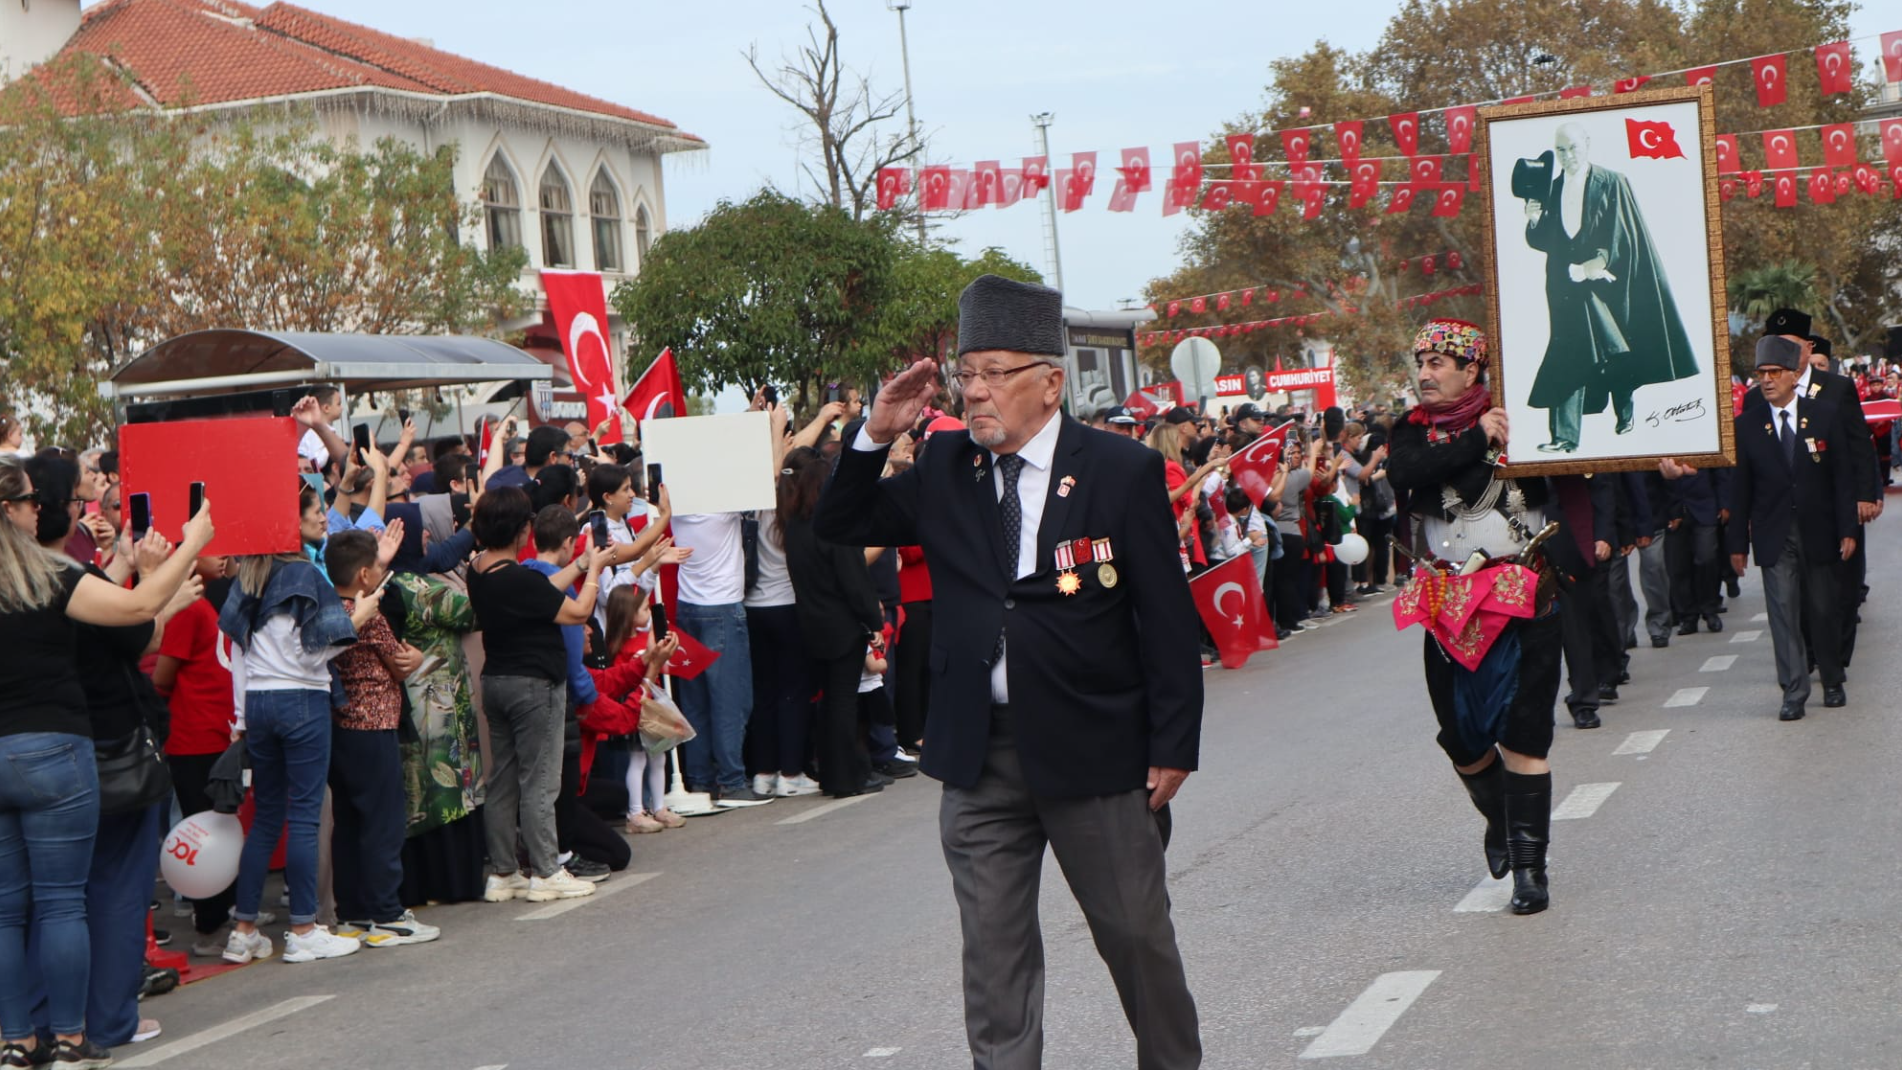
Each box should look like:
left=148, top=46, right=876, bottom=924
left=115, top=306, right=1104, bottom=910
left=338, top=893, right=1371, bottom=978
left=1746, top=1003, right=1778, bottom=1014
left=864, top=1048, right=902, bottom=1058
left=515, top=872, right=658, bottom=921
left=1701, top=655, right=1738, bottom=672
left=1552, top=782, right=1621, bottom=820
left=1453, top=874, right=1513, bottom=913
left=1731, top=630, right=1762, bottom=643
left=1299, top=971, right=1442, bottom=1058
left=1663, top=688, right=1708, bottom=708
left=1751, top=612, right=1768, bottom=622
left=115, top=996, right=336, bottom=1067
left=1614, top=730, right=1670, bottom=755
left=1293, top=1027, right=1327, bottom=1037
left=777, top=793, right=878, bottom=825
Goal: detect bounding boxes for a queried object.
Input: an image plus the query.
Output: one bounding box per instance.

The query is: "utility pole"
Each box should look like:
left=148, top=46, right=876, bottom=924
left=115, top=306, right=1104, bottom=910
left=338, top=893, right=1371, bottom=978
left=1031, top=112, right=1063, bottom=293
left=888, top=0, right=927, bottom=243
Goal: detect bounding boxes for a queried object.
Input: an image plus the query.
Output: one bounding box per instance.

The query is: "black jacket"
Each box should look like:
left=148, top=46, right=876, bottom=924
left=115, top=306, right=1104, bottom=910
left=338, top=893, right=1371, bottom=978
left=1742, top=368, right=1879, bottom=503
left=814, top=416, right=1202, bottom=799
left=1724, top=397, right=1859, bottom=563
left=782, top=515, right=883, bottom=661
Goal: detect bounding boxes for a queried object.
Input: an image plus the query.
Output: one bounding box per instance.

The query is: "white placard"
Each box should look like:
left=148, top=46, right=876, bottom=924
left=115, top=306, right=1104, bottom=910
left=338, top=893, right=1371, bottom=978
left=638, top=412, right=777, bottom=516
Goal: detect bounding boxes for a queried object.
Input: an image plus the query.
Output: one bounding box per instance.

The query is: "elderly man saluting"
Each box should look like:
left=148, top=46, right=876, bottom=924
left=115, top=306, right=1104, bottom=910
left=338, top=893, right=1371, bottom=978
left=816, top=275, right=1204, bottom=1069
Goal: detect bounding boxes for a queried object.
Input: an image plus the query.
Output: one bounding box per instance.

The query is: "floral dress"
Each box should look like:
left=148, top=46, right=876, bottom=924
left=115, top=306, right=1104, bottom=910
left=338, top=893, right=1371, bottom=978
left=393, top=572, right=483, bottom=835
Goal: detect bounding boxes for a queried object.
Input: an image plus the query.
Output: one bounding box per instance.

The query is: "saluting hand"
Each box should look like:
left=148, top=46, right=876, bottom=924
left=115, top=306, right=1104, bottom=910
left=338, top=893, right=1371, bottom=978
left=865, top=360, right=940, bottom=445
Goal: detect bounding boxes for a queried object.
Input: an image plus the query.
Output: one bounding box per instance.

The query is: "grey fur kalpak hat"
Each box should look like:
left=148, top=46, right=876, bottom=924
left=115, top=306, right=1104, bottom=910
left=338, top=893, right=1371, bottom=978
left=1755, top=334, right=1804, bottom=370
left=957, top=274, right=1066, bottom=358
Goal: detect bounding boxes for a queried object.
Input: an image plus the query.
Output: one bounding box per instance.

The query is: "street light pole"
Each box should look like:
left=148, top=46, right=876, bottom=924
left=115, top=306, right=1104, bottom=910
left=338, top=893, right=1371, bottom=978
left=1032, top=111, right=1063, bottom=293
left=888, top=0, right=926, bottom=243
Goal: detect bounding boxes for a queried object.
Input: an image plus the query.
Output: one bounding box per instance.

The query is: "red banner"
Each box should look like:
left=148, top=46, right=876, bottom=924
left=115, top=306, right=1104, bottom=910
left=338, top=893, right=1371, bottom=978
left=120, top=416, right=302, bottom=557
left=542, top=270, right=620, bottom=439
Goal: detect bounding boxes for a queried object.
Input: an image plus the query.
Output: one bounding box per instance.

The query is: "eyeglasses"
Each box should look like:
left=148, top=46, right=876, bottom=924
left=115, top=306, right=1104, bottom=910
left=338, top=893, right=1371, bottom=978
left=950, top=362, right=1051, bottom=393
left=1, top=495, right=41, bottom=508
left=1754, top=366, right=1795, bottom=379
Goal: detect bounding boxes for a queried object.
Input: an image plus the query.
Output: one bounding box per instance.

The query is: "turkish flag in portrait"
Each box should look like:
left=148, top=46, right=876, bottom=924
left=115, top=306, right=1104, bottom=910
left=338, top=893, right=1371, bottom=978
left=1881, top=119, right=1902, bottom=171
left=1762, top=130, right=1798, bottom=172
left=1443, top=106, right=1476, bottom=155
left=1281, top=128, right=1311, bottom=169
left=1751, top=54, right=1788, bottom=107
left=1388, top=112, right=1419, bottom=156
left=1625, top=119, right=1685, bottom=160
left=1188, top=553, right=1277, bottom=669
left=1683, top=66, right=1717, bottom=87
left=1820, top=124, right=1857, bottom=169
left=622, top=346, right=687, bottom=427
left=1252, top=180, right=1284, bottom=217
left=542, top=269, right=621, bottom=438
left=973, top=161, right=1003, bottom=206
left=1613, top=75, right=1652, bottom=93
left=1107, top=179, right=1138, bottom=212
left=1714, top=134, right=1738, bottom=174
left=1228, top=422, right=1292, bottom=508
left=1808, top=168, right=1836, bottom=204
left=1883, top=32, right=1902, bottom=83
left=1334, top=120, right=1364, bottom=166
left=1021, top=156, right=1049, bottom=193
left=1742, top=170, right=1764, bottom=198
left=1349, top=161, right=1381, bottom=208
left=1773, top=173, right=1798, bottom=207
left=1071, top=152, right=1099, bottom=196
left=874, top=167, right=911, bottom=210
left=1814, top=41, right=1854, bottom=95
left=1431, top=186, right=1464, bottom=218
left=1120, top=147, right=1152, bottom=193
left=1386, top=185, right=1417, bottom=214
left=920, top=166, right=952, bottom=209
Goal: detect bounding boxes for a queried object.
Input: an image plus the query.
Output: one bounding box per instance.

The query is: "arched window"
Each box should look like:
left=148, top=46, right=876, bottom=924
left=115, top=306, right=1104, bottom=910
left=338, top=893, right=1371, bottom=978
left=634, top=204, right=652, bottom=265
left=590, top=170, right=623, bottom=272
left=481, top=157, right=522, bottom=251
left=539, top=163, right=575, bottom=269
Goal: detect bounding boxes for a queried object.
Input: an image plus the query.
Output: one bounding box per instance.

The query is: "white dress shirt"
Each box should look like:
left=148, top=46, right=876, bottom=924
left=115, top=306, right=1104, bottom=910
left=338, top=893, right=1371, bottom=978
left=853, top=407, right=1063, bottom=703
left=1771, top=394, right=1801, bottom=462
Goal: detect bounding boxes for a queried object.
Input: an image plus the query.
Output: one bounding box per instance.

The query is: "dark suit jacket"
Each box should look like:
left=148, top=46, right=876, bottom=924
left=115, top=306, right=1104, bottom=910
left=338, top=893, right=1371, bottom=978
left=1724, top=397, right=1859, bottom=563
left=782, top=515, right=883, bottom=661
left=814, top=416, right=1203, bottom=799
left=1742, top=369, right=1879, bottom=502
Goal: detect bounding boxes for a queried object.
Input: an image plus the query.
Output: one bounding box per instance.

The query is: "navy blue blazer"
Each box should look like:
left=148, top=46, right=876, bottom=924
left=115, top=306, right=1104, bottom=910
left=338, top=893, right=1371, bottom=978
left=1724, top=397, right=1859, bottom=564
left=814, top=416, right=1203, bottom=799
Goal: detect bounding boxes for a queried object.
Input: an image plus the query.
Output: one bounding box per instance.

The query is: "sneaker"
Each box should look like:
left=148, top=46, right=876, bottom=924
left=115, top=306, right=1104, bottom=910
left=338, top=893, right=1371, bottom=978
left=0, top=1043, right=39, bottom=1069
left=136, top=965, right=178, bottom=1000
left=49, top=1038, right=111, bottom=1068
left=890, top=747, right=919, bottom=764
left=651, top=808, right=686, bottom=829
left=333, top=920, right=371, bottom=942
left=566, top=857, right=611, bottom=883
left=131, top=1019, right=161, bottom=1044
left=222, top=928, right=274, bottom=964
left=483, top=872, right=531, bottom=903
left=190, top=928, right=232, bottom=958
left=873, top=760, right=918, bottom=780
left=625, top=811, right=665, bottom=834
left=151, top=928, right=172, bottom=947
left=362, top=910, right=440, bottom=948
left=772, top=773, right=822, bottom=797
left=231, top=906, right=276, bottom=927
left=525, top=868, right=596, bottom=902
left=751, top=773, right=777, bottom=797
left=715, top=785, right=774, bottom=808
left=172, top=894, right=192, bottom=918
left=278, top=890, right=290, bottom=908
left=282, top=925, right=361, bottom=963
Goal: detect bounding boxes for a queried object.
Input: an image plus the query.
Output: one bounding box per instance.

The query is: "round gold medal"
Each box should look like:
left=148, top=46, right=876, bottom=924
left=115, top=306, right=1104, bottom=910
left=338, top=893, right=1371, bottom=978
left=1097, top=562, right=1118, bottom=588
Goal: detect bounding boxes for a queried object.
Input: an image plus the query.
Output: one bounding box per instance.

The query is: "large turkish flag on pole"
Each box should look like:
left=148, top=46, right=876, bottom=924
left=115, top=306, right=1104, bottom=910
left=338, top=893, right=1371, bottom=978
left=542, top=269, right=620, bottom=438
left=623, top=346, right=687, bottom=428
left=1188, top=553, right=1277, bottom=669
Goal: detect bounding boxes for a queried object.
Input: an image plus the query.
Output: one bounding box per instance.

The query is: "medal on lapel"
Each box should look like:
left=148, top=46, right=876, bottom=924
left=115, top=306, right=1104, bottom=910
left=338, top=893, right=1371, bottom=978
left=972, top=453, right=985, bottom=482
left=1094, top=537, right=1118, bottom=588
left=1057, top=475, right=1076, bottom=498
left=1808, top=382, right=1821, bottom=398
left=1054, top=542, right=1081, bottom=595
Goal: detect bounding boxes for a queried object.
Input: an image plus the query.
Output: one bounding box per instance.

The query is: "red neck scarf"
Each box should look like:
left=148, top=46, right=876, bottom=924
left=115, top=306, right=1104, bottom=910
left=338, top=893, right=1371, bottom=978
left=1409, top=386, right=1493, bottom=435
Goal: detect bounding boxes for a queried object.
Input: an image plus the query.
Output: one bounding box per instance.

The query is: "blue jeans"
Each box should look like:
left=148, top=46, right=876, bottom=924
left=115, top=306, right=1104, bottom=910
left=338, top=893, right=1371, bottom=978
left=236, top=690, right=331, bottom=926
left=674, top=602, right=754, bottom=793
left=0, top=732, right=98, bottom=1039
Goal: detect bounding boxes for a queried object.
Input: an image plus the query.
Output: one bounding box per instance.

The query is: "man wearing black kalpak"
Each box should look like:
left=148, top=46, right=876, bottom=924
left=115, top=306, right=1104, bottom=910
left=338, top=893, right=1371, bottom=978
left=817, top=275, right=1204, bottom=1069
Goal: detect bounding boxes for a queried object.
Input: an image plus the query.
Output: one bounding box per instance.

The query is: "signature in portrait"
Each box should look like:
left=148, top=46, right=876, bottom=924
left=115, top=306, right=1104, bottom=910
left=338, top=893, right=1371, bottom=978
left=1644, top=397, right=1706, bottom=429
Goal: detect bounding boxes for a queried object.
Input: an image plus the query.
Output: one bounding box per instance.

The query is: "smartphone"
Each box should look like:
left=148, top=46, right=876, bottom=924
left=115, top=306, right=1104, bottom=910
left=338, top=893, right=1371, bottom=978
left=826, top=383, right=842, bottom=405
left=651, top=601, right=670, bottom=641
left=398, top=407, right=411, bottom=425
left=188, top=481, right=205, bottom=519
left=352, top=423, right=372, bottom=459
left=128, top=492, right=152, bottom=542
left=463, top=461, right=481, bottom=489
left=761, top=385, right=778, bottom=407
left=589, top=509, right=611, bottom=551
left=646, top=463, right=663, bottom=505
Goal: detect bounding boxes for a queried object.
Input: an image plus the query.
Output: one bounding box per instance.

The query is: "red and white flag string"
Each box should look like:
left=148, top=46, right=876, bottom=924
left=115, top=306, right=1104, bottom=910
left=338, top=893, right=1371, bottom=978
left=1137, top=284, right=1486, bottom=347
left=1155, top=249, right=1465, bottom=315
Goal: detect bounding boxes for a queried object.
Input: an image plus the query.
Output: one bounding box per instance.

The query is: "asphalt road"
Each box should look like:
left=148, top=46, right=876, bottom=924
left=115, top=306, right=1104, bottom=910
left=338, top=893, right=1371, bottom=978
left=120, top=509, right=1902, bottom=1070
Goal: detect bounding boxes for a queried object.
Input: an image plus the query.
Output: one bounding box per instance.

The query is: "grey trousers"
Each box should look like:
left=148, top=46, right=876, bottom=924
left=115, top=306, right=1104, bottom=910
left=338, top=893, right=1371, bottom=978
left=1636, top=530, right=1673, bottom=640
left=1608, top=550, right=1640, bottom=648
left=940, top=713, right=1200, bottom=1070
left=480, top=675, right=567, bottom=878
left=1761, top=534, right=1844, bottom=705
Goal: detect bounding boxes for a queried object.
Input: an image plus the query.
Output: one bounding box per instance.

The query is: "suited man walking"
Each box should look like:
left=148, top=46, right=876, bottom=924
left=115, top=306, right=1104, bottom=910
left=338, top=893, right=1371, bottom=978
left=816, top=275, right=1204, bottom=1069
left=1726, top=336, right=1859, bottom=720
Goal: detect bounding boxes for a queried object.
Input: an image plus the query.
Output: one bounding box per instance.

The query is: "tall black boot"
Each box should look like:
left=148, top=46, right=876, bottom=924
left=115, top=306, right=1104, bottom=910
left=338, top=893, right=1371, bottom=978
left=1456, top=759, right=1509, bottom=879
left=1503, top=770, right=1552, bottom=915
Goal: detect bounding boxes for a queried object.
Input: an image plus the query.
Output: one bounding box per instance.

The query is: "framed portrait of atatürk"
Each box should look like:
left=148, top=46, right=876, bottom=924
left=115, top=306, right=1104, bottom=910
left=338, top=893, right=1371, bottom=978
left=1475, top=84, right=1732, bottom=476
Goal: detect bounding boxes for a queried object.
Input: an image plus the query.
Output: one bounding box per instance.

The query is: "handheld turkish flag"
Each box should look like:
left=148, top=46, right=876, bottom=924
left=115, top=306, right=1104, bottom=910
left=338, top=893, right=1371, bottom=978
left=1071, top=151, right=1099, bottom=196
left=1334, top=120, right=1364, bottom=166
left=875, top=167, right=911, bottom=210
left=622, top=346, right=687, bottom=428
left=1431, top=186, right=1464, bottom=218
left=1613, top=75, right=1652, bottom=93
left=542, top=269, right=621, bottom=439
left=1123, top=389, right=1160, bottom=421
left=1684, top=66, right=1717, bottom=87
left=1188, top=553, right=1277, bottom=669
left=1388, top=112, right=1419, bottom=156
left=1229, top=423, right=1292, bottom=509
left=1120, top=147, right=1153, bottom=193
left=1281, top=129, right=1311, bottom=169
left=1444, top=106, right=1476, bottom=155
left=1885, top=120, right=1902, bottom=171
left=1751, top=54, right=1787, bottom=107
left=1226, top=134, right=1258, bottom=181
left=1625, top=119, right=1685, bottom=160
left=1021, top=156, right=1050, bottom=193
left=920, top=166, right=952, bottom=210
left=1884, top=32, right=1902, bottom=83
left=639, top=624, right=719, bottom=681
left=1820, top=124, right=1857, bottom=169
left=1815, top=41, right=1854, bottom=95
left=1762, top=130, right=1798, bottom=172
left=1714, top=134, right=1739, bottom=174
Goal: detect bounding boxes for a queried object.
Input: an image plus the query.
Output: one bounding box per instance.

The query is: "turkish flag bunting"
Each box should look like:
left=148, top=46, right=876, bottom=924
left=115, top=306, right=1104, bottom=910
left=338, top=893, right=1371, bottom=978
left=1165, top=173, right=1198, bottom=210
left=1773, top=173, right=1798, bottom=207
left=875, top=167, right=911, bottom=211
left=1386, top=186, right=1417, bottom=214
left=1281, top=129, right=1312, bottom=169
left=944, top=169, right=974, bottom=211
left=1891, top=164, right=1902, bottom=200
left=542, top=270, right=621, bottom=438
left=1881, top=119, right=1902, bottom=171
left=1107, top=179, right=1138, bottom=212
left=920, top=166, right=952, bottom=210
left=622, top=346, right=686, bottom=427
left=1714, top=134, right=1739, bottom=174
left=1188, top=552, right=1278, bottom=669
left=1626, top=119, right=1685, bottom=160
left=1021, top=156, right=1049, bottom=193
left=1229, top=422, right=1293, bottom=508
left=1684, top=66, right=1717, bottom=87
left=997, top=168, right=1025, bottom=208
left=1289, top=162, right=1322, bottom=203
left=638, top=624, right=718, bottom=681
left=1334, top=120, right=1364, bottom=166
left=1056, top=169, right=1085, bottom=212
left=1226, top=134, right=1258, bottom=181
left=1388, top=112, right=1419, bottom=156
left=1835, top=171, right=1852, bottom=196
left=1216, top=292, right=1231, bottom=311
left=1558, top=86, right=1592, bottom=99
left=1815, top=41, right=1854, bottom=95
left=1751, top=54, right=1787, bottom=107
left=1819, top=123, right=1857, bottom=169
left=1252, top=180, right=1284, bottom=217
left=1409, top=155, right=1443, bottom=186
left=1444, top=106, right=1476, bottom=155
left=1349, top=161, right=1381, bottom=208
left=1613, top=75, right=1652, bottom=93
left=1719, top=178, right=1737, bottom=201
left=1301, top=186, right=1326, bottom=220
left=1241, top=288, right=1254, bottom=307
left=1166, top=301, right=1181, bottom=318
left=973, top=161, right=1002, bottom=206
left=1743, top=170, right=1764, bottom=198
left=1172, top=142, right=1203, bottom=187
left=1762, top=130, right=1798, bottom=172
left=1431, top=186, right=1464, bottom=218
left=1501, top=95, right=1536, bottom=106
left=1119, top=147, right=1153, bottom=193
left=1853, top=162, right=1880, bottom=195
left=1883, top=32, right=1902, bottom=83
left=1190, top=297, right=1207, bottom=314
left=1468, top=154, right=1483, bottom=192
left=1200, top=182, right=1234, bottom=211
left=1421, top=255, right=1437, bottom=276
left=1808, top=167, right=1836, bottom=204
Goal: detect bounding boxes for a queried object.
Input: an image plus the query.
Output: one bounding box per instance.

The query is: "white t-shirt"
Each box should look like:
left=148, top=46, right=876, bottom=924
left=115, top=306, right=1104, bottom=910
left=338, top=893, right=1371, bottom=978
left=744, top=512, right=795, bottom=608
left=596, top=500, right=661, bottom=630
left=671, top=512, right=745, bottom=606
left=858, top=649, right=885, bottom=693
left=236, top=613, right=342, bottom=692
left=297, top=427, right=333, bottom=471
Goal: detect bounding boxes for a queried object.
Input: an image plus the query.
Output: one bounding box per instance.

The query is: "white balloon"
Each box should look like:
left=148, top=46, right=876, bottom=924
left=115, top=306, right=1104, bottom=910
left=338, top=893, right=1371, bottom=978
left=160, top=811, right=244, bottom=900
left=1332, top=532, right=1370, bottom=566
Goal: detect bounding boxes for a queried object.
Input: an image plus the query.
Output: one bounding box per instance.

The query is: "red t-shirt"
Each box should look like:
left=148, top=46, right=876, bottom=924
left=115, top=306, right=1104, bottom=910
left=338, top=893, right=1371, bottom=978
left=158, top=596, right=236, bottom=756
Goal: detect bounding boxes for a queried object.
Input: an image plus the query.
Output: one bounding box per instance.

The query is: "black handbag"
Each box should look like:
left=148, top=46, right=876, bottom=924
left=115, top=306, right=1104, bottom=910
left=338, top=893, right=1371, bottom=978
left=95, top=723, right=172, bottom=817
